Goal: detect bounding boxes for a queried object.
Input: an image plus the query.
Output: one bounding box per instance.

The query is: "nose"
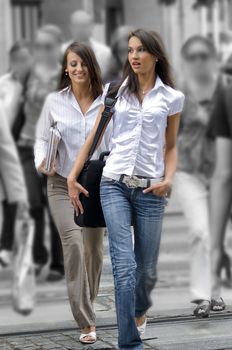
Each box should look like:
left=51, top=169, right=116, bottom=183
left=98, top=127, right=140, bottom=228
left=132, top=50, right=139, bottom=59
left=76, top=63, right=83, bottom=72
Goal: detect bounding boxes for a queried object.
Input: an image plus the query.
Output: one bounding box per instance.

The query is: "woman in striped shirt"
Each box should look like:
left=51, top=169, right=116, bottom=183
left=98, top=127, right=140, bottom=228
left=35, top=42, right=111, bottom=345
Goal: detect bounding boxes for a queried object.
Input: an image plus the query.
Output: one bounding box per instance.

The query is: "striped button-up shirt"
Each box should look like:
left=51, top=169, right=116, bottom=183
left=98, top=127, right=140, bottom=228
left=34, top=86, right=111, bottom=178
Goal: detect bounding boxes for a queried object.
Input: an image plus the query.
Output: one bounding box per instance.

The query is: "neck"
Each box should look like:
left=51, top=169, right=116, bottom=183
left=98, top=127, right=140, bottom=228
left=71, top=82, right=92, bottom=101
left=137, top=72, right=156, bottom=92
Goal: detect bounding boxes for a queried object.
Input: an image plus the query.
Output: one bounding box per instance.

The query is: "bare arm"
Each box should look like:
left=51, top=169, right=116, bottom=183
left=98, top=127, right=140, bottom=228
left=210, top=137, right=232, bottom=251
left=143, top=113, right=180, bottom=196
left=67, top=105, right=107, bottom=213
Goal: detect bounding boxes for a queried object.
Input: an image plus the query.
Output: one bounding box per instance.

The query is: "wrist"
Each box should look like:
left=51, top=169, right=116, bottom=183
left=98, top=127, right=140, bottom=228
left=164, top=177, right=173, bottom=186
left=67, top=175, right=76, bottom=184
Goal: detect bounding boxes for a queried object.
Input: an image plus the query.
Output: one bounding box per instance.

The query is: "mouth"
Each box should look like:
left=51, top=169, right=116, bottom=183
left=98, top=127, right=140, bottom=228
left=132, top=61, right=141, bottom=69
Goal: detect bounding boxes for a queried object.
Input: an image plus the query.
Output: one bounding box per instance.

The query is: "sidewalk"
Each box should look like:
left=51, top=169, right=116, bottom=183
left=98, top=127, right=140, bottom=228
left=1, top=208, right=232, bottom=349
left=1, top=311, right=232, bottom=350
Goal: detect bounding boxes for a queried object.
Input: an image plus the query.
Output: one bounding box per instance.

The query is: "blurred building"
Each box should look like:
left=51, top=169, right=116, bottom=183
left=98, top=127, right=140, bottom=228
left=1, top=0, right=232, bottom=74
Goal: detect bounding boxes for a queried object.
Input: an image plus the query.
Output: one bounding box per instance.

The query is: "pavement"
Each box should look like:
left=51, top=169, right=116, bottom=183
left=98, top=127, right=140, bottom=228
left=1, top=197, right=232, bottom=349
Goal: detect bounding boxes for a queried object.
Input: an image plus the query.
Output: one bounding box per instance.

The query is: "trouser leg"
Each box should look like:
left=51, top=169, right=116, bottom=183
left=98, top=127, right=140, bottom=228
left=173, top=172, right=211, bottom=301
left=0, top=201, right=17, bottom=251
left=19, top=146, right=48, bottom=266
left=132, top=190, right=165, bottom=317
left=83, top=227, right=104, bottom=302
left=47, top=174, right=98, bottom=328
left=100, top=178, right=143, bottom=350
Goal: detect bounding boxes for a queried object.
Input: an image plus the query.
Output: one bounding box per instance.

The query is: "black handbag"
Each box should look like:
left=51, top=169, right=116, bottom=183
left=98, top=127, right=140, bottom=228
left=74, top=84, right=119, bottom=228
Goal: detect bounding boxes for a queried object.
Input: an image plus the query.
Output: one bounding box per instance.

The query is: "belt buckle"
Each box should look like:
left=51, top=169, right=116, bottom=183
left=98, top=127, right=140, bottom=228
left=124, top=176, right=141, bottom=188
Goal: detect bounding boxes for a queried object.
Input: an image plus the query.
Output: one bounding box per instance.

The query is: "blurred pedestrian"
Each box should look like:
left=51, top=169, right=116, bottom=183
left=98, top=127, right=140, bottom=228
left=67, top=29, right=184, bottom=350
left=0, top=40, right=32, bottom=128
left=62, top=10, right=112, bottom=81
left=0, top=41, right=32, bottom=268
left=18, top=24, right=64, bottom=280
left=210, top=84, right=232, bottom=311
left=107, top=25, right=134, bottom=81
left=0, top=105, right=29, bottom=251
left=35, top=42, right=111, bottom=345
left=173, top=35, right=222, bottom=317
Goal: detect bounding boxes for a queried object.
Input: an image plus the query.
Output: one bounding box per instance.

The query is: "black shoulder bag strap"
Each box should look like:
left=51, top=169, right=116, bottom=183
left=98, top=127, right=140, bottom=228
left=86, top=83, right=119, bottom=163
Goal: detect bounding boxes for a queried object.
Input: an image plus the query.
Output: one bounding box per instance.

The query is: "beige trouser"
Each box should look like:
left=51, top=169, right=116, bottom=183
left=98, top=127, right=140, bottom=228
left=47, top=173, right=104, bottom=329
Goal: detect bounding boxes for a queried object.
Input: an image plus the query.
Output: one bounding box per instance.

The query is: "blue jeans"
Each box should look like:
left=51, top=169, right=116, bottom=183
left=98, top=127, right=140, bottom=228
left=100, top=177, right=166, bottom=350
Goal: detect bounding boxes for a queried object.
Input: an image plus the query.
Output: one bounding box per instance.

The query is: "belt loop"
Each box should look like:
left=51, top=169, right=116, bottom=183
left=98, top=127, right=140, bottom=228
left=119, top=174, right=124, bottom=182
left=147, top=179, right=151, bottom=188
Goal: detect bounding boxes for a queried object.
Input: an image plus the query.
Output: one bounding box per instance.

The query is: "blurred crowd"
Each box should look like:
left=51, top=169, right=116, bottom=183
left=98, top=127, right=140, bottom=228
left=0, top=8, right=232, bottom=309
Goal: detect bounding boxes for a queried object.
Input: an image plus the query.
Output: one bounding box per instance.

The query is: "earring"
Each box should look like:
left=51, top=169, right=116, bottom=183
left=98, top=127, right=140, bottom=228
left=65, top=71, right=68, bottom=76
left=156, top=59, right=158, bottom=62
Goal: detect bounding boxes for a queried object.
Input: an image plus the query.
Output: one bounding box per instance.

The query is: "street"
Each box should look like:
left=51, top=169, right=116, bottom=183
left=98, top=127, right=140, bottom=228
left=0, top=198, right=232, bottom=349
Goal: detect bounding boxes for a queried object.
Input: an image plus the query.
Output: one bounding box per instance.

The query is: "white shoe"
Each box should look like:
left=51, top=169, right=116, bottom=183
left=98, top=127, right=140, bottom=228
left=137, top=317, right=147, bottom=336
left=79, top=331, right=97, bottom=344
left=0, top=250, right=12, bottom=268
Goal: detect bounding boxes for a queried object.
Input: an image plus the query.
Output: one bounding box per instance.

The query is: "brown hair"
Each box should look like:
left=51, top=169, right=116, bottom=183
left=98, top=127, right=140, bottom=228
left=110, top=29, right=174, bottom=96
left=58, top=42, right=103, bottom=99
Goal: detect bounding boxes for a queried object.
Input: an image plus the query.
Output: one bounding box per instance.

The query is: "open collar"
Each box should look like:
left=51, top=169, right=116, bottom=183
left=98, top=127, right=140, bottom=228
left=116, top=75, right=165, bottom=98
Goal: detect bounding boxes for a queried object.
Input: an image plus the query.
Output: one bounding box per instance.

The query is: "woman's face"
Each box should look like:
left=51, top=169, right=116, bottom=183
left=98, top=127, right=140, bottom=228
left=34, top=31, right=61, bottom=66
left=183, top=41, right=217, bottom=80
left=65, top=51, right=90, bottom=86
left=128, top=36, right=157, bottom=76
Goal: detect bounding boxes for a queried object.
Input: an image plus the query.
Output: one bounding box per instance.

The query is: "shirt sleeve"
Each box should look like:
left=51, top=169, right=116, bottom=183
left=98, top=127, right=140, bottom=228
left=210, top=87, right=231, bottom=138
left=34, top=94, right=54, bottom=169
left=169, top=91, right=185, bottom=116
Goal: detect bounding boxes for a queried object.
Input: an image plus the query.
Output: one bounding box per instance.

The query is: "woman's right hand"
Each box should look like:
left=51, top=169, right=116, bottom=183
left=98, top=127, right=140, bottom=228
left=67, top=177, right=89, bottom=215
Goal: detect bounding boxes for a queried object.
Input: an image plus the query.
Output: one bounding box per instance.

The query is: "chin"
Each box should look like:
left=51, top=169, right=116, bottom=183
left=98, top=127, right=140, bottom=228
left=74, top=78, right=87, bottom=84
left=132, top=68, right=141, bottom=74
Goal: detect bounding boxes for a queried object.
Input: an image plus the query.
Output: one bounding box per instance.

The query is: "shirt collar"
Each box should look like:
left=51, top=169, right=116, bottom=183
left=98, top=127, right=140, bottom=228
left=58, top=85, right=71, bottom=94
left=152, top=75, right=165, bottom=91
left=116, top=75, right=165, bottom=98
left=59, top=85, right=101, bottom=114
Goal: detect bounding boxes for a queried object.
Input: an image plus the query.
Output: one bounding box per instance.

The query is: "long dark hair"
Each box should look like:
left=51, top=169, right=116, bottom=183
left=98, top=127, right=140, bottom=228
left=111, top=29, right=174, bottom=96
left=58, top=42, right=103, bottom=99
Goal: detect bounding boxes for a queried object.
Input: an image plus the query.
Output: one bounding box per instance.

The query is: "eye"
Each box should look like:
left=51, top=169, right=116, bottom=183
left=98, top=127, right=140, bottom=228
left=128, top=48, right=133, bottom=54
left=70, top=61, right=77, bottom=67
left=138, top=47, right=146, bottom=53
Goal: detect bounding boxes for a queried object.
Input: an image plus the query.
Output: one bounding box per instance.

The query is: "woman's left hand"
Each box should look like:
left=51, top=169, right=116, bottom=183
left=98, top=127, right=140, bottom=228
left=143, top=179, right=172, bottom=197
left=38, top=159, right=56, bottom=176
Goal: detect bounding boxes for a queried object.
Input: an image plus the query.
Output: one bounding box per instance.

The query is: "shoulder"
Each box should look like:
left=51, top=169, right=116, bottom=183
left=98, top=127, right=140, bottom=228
left=42, top=90, right=62, bottom=107
left=164, top=85, right=185, bottom=104
left=48, top=86, right=70, bottom=101
left=164, top=84, right=185, bottom=101
left=163, top=85, right=185, bottom=115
